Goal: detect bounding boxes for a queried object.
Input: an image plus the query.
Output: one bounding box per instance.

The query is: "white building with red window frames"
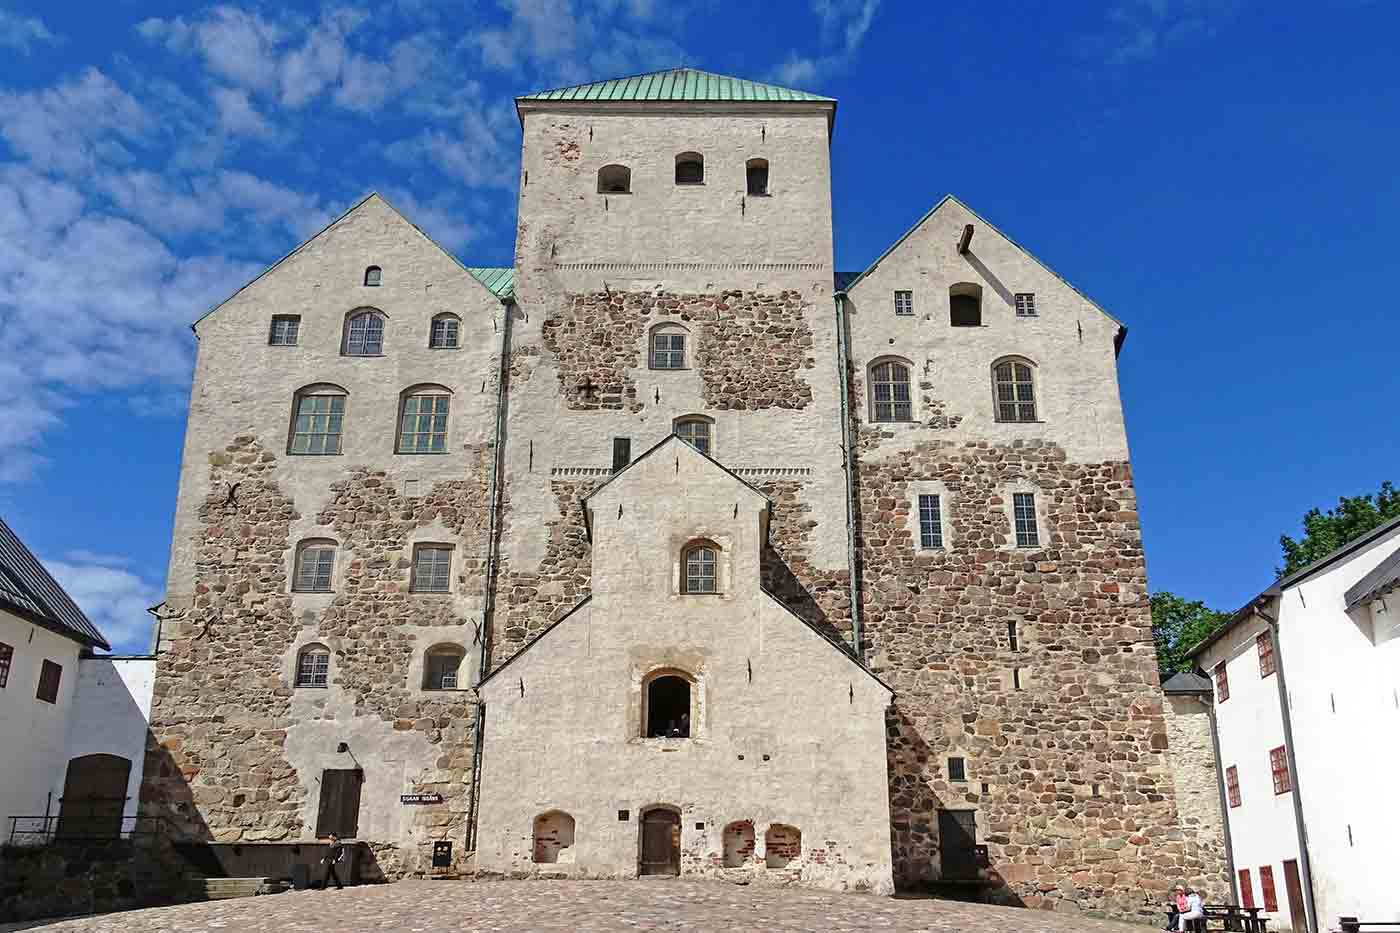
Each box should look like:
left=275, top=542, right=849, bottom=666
left=1189, top=514, right=1400, bottom=931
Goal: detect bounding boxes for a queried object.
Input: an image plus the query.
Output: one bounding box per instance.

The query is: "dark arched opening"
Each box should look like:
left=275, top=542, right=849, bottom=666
left=645, top=675, right=691, bottom=738
left=57, top=754, right=131, bottom=838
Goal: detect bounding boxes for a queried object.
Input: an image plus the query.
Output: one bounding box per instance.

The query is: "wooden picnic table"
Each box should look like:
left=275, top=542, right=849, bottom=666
left=1183, top=904, right=1268, bottom=932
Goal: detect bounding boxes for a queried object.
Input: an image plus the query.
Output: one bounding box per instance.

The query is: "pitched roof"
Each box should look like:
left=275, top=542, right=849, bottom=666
left=1344, top=543, right=1400, bottom=610
left=192, top=193, right=513, bottom=331
left=836, top=195, right=1128, bottom=353
left=0, top=518, right=109, bottom=650
left=468, top=267, right=515, bottom=300
left=1161, top=671, right=1213, bottom=695
left=518, top=68, right=834, bottom=104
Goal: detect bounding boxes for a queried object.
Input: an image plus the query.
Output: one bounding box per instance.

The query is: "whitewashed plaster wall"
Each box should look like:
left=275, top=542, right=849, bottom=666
left=63, top=656, right=156, bottom=823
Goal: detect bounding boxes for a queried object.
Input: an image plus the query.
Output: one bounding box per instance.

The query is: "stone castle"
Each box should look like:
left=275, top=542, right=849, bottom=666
left=144, top=69, right=1227, bottom=916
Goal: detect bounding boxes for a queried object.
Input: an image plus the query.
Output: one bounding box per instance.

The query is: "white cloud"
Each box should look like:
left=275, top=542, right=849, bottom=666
left=387, top=100, right=520, bottom=190
left=212, top=86, right=276, bottom=138
left=0, top=68, right=151, bottom=175
left=472, top=0, right=685, bottom=82
left=1094, top=0, right=1242, bottom=65
left=0, top=10, right=57, bottom=52
left=46, top=559, right=162, bottom=654
left=138, top=7, right=285, bottom=93
left=773, top=0, right=880, bottom=87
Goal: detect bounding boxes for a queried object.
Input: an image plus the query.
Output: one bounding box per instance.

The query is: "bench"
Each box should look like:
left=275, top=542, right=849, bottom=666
left=1338, top=920, right=1400, bottom=933
left=1182, top=904, right=1269, bottom=932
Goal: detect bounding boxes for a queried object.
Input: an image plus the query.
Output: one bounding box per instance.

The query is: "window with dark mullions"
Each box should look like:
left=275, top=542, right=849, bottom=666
left=269, top=315, right=301, bottom=345
left=429, top=315, right=459, bottom=349
left=894, top=290, right=914, bottom=316
left=871, top=361, right=912, bottom=422
left=947, top=757, right=966, bottom=782
left=674, top=418, right=711, bottom=455
left=1270, top=745, right=1291, bottom=794
left=1014, top=293, right=1037, bottom=317
left=296, top=645, right=330, bottom=687
left=1012, top=492, right=1039, bottom=547
left=917, top=494, right=943, bottom=549
left=651, top=332, right=686, bottom=369
left=1257, top=631, right=1276, bottom=677
left=344, top=311, right=384, bottom=355
left=1226, top=765, right=1241, bottom=807
left=290, top=393, right=345, bottom=455
left=1215, top=663, right=1230, bottom=702
left=424, top=648, right=464, bottom=689
left=36, top=659, right=61, bottom=703
left=684, top=545, right=718, bottom=594
left=411, top=546, right=453, bottom=593
left=994, top=359, right=1037, bottom=422
left=0, top=641, right=12, bottom=688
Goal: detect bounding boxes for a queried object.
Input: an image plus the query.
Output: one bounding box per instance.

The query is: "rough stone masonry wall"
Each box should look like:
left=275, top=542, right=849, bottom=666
left=539, top=290, right=814, bottom=411
left=144, top=436, right=492, bottom=878
left=1163, top=695, right=1232, bottom=897
left=856, top=435, right=1220, bottom=919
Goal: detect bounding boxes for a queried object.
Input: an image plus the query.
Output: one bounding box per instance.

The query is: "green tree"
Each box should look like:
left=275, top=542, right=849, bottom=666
left=1151, top=591, right=1232, bottom=675
left=1278, top=481, right=1400, bottom=577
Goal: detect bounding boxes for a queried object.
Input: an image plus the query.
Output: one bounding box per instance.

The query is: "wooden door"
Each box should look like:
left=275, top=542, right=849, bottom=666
left=640, top=809, right=680, bottom=876
left=1282, top=859, right=1307, bottom=929
left=938, top=809, right=978, bottom=880
left=56, top=754, right=130, bottom=838
left=315, top=769, right=363, bottom=838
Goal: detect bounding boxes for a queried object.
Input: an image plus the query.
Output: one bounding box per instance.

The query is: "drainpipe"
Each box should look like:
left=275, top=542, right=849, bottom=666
left=1202, top=693, right=1238, bottom=902
left=1256, top=600, right=1320, bottom=933
left=467, top=297, right=514, bottom=855
left=833, top=292, right=863, bottom=659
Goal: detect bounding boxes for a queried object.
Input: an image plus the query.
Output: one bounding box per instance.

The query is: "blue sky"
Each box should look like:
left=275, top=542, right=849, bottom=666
left=1, top=0, right=1397, bottom=653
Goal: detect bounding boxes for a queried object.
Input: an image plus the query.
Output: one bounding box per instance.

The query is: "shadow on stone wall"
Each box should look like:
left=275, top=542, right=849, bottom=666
left=0, top=834, right=189, bottom=923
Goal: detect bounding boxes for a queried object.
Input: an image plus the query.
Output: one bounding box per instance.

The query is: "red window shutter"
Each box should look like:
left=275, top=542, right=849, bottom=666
left=1259, top=865, right=1278, bottom=912
left=1226, top=766, right=1241, bottom=808
left=1239, top=868, right=1255, bottom=908
left=1215, top=663, right=1230, bottom=702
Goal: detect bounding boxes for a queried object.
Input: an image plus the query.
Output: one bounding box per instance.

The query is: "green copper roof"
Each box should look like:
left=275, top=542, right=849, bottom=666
left=468, top=266, right=514, bottom=300
left=518, top=68, right=833, bottom=104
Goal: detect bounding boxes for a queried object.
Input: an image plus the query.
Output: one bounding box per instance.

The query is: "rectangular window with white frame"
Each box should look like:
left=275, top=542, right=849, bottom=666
left=1012, top=492, right=1040, bottom=547
left=411, top=545, right=453, bottom=593
left=269, top=314, right=301, bottom=345
left=917, top=494, right=943, bottom=549
left=894, top=290, right=914, bottom=316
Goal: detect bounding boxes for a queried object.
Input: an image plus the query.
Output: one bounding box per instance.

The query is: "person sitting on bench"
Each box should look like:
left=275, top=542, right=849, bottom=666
left=1177, top=887, right=1204, bottom=931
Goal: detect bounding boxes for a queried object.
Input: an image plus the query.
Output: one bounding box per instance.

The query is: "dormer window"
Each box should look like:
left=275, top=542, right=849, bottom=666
left=675, top=152, right=704, bottom=185
left=364, top=266, right=382, bottom=286
left=598, top=164, right=631, bottom=193
left=746, top=158, right=768, bottom=195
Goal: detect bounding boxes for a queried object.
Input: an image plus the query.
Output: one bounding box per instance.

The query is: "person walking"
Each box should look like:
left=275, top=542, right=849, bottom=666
left=320, top=833, right=347, bottom=890
left=1166, top=884, right=1188, bottom=930
left=1177, top=886, right=1205, bottom=931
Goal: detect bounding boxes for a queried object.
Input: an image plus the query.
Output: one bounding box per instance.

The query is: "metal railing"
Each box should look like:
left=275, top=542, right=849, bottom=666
left=7, top=813, right=166, bottom=845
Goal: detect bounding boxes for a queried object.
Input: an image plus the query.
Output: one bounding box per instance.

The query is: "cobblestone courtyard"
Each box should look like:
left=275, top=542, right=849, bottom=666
left=3, top=880, right=1159, bottom=932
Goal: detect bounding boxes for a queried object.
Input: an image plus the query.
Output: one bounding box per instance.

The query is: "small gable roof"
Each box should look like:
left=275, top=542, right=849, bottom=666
left=1345, top=543, right=1400, bottom=610
left=837, top=195, right=1128, bottom=352
left=191, top=192, right=513, bottom=332
left=0, top=518, right=109, bottom=650
left=1161, top=671, right=1213, bottom=695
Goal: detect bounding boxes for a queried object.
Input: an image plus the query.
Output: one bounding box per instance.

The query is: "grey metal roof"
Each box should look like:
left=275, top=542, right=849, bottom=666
left=0, top=517, right=109, bottom=649
left=1161, top=671, right=1213, bottom=695
left=1344, top=543, right=1400, bottom=610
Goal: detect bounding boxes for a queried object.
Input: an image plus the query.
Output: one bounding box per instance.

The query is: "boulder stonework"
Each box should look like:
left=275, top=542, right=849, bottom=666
left=146, top=74, right=1226, bottom=914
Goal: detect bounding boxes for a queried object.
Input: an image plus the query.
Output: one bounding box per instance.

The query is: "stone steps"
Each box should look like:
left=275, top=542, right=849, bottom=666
left=189, top=877, right=287, bottom=900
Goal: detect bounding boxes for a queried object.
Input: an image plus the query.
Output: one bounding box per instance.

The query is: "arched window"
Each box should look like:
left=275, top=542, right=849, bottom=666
left=673, top=416, right=712, bottom=455
left=644, top=671, right=692, bottom=738
left=397, top=385, right=451, bottom=454
left=288, top=384, right=347, bottom=455
left=296, top=644, right=330, bottom=687
left=649, top=323, right=688, bottom=369
left=869, top=359, right=913, bottom=423
left=675, top=152, right=704, bottom=185
left=765, top=824, right=801, bottom=868
left=723, top=820, right=755, bottom=867
left=423, top=644, right=465, bottom=690
left=949, top=283, right=982, bottom=327
left=746, top=158, right=769, bottom=196
left=597, top=164, right=631, bottom=193
left=429, top=314, right=460, bottom=349
left=533, top=811, right=575, bottom=864
left=293, top=540, right=337, bottom=593
left=343, top=309, right=385, bottom=355
left=682, top=540, right=719, bottom=594
left=364, top=265, right=382, bottom=286
left=992, top=357, right=1037, bottom=422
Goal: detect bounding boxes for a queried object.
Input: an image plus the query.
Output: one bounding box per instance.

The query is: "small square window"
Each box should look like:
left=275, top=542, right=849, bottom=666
left=947, top=757, right=966, bottom=782
left=618, top=809, right=630, bottom=821
left=269, top=315, right=301, bottom=346
left=1014, top=293, right=1037, bottom=317
left=894, top=290, right=914, bottom=316
left=36, top=659, right=61, bottom=704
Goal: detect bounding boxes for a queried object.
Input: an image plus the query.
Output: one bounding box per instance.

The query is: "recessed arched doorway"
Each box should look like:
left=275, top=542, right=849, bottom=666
left=57, top=753, right=131, bottom=838
left=639, top=806, right=681, bottom=876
